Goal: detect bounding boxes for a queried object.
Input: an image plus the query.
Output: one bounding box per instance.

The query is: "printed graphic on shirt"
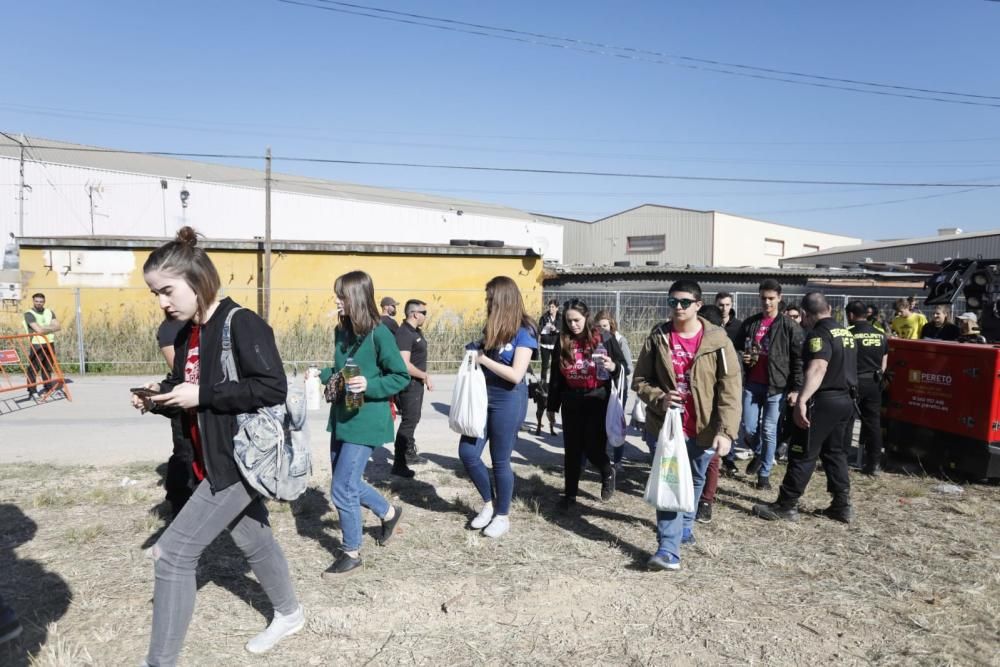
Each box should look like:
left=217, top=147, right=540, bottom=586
left=564, top=340, right=597, bottom=385
left=670, top=337, right=696, bottom=399
left=810, top=337, right=823, bottom=353
left=184, top=326, right=201, bottom=385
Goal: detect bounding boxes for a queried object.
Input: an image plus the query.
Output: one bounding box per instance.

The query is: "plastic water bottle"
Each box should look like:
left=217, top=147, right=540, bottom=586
left=594, top=343, right=610, bottom=381
left=342, top=358, right=364, bottom=411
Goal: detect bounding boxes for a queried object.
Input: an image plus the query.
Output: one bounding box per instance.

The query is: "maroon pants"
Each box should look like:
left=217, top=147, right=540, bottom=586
left=700, top=452, right=720, bottom=504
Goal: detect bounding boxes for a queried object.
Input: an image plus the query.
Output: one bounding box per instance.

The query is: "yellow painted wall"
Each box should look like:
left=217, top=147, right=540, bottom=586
left=3, top=247, right=544, bottom=334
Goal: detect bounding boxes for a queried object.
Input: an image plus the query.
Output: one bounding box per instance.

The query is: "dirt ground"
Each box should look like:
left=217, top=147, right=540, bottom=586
left=1, top=444, right=998, bottom=666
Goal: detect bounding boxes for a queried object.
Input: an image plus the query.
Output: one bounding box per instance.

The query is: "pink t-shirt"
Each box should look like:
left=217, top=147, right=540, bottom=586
left=746, top=316, right=775, bottom=386
left=669, top=327, right=704, bottom=439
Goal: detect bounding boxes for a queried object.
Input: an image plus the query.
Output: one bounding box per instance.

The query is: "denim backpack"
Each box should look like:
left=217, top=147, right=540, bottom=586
left=221, top=307, right=312, bottom=501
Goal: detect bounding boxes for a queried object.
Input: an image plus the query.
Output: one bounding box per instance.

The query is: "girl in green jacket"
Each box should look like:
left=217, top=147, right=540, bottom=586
left=321, top=271, right=410, bottom=576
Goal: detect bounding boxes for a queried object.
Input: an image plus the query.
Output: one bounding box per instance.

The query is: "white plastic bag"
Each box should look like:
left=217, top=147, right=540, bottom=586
left=605, top=368, right=627, bottom=448
left=449, top=350, right=488, bottom=438
left=643, top=408, right=695, bottom=512
left=631, top=398, right=646, bottom=425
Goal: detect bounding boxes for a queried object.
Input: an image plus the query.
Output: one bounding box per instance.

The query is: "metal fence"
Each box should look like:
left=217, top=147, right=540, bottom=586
left=1, top=287, right=963, bottom=374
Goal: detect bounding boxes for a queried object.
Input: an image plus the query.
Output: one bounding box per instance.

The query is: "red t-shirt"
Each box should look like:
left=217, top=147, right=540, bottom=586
left=560, top=335, right=602, bottom=391
left=669, top=326, right=704, bottom=438
left=746, top=316, right=775, bottom=386
left=184, top=325, right=207, bottom=482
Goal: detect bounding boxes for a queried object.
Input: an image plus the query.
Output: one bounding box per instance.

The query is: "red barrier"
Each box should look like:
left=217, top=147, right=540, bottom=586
left=0, top=332, right=73, bottom=402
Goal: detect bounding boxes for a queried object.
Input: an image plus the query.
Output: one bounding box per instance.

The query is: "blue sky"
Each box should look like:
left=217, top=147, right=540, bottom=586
left=4, top=0, right=999, bottom=240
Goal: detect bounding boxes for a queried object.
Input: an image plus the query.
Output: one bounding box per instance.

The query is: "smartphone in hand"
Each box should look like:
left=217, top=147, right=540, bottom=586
left=130, top=387, right=159, bottom=398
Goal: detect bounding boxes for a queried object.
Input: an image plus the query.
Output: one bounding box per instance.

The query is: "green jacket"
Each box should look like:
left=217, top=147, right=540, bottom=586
left=320, top=323, right=410, bottom=447
left=631, top=317, right=742, bottom=449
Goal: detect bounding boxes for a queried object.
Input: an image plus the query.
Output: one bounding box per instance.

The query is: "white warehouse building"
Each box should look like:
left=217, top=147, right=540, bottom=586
left=538, top=204, right=859, bottom=269
left=0, top=135, right=563, bottom=261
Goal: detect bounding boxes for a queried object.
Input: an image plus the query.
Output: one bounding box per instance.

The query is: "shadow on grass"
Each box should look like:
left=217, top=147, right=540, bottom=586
left=0, top=504, right=72, bottom=667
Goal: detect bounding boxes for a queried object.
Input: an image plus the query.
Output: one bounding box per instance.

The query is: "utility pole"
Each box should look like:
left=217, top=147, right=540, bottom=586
left=263, top=147, right=272, bottom=322
left=17, top=140, right=25, bottom=238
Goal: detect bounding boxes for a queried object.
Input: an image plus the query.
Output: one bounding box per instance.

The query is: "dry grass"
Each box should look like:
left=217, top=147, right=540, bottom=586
left=1, top=455, right=998, bottom=666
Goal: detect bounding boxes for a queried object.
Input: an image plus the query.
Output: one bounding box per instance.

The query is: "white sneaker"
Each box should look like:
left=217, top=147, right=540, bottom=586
left=245, top=605, right=305, bottom=655
left=482, top=514, right=510, bottom=538
left=470, top=502, right=494, bottom=530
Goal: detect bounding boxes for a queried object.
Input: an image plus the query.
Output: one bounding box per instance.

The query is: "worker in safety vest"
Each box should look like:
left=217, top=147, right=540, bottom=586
left=22, top=292, right=62, bottom=398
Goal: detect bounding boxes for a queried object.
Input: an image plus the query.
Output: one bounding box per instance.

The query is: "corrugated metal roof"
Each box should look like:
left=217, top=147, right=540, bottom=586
left=0, top=135, right=538, bottom=222
left=783, top=229, right=1000, bottom=262
left=552, top=263, right=930, bottom=280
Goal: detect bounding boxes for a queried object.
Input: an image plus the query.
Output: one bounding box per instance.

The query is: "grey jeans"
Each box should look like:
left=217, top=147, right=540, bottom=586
left=146, top=479, right=298, bottom=666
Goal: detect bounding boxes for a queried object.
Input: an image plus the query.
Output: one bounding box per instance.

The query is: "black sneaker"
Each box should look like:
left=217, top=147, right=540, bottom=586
left=746, top=456, right=763, bottom=477
left=696, top=501, right=713, bottom=524
left=861, top=466, right=881, bottom=477
left=819, top=504, right=855, bottom=524
left=752, top=502, right=799, bottom=522
left=756, top=475, right=772, bottom=490
left=323, top=551, right=362, bottom=577
left=721, top=458, right=742, bottom=478
left=390, top=463, right=415, bottom=479
left=600, top=470, right=616, bottom=501
left=378, top=505, right=403, bottom=546
left=405, top=449, right=428, bottom=466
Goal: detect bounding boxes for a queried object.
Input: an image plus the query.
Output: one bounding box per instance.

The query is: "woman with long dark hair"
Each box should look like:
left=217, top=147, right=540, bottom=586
left=458, top=276, right=538, bottom=538
left=132, top=227, right=303, bottom=664
left=547, top=299, right=628, bottom=508
left=321, top=270, right=410, bottom=575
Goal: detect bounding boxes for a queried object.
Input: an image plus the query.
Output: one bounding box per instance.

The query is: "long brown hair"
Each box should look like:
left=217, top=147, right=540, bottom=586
left=335, top=271, right=380, bottom=338
left=483, top=276, right=536, bottom=351
left=560, top=299, right=601, bottom=368
left=143, top=226, right=220, bottom=322
left=593, top=309, right=618, bottom=334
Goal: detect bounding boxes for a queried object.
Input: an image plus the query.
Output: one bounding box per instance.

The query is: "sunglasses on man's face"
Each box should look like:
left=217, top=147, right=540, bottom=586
left=667, top=297, right=698, bottom=310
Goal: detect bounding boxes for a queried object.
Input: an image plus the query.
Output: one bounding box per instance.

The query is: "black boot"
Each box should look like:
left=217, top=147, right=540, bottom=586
left=405, top=445, right=427, bottom=466
left=752, top=501, right=799, bottom=522
left=820, top=496, right=855, bottom=524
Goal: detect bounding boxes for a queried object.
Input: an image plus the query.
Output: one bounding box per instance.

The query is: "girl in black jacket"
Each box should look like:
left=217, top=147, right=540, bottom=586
left=132, top=228, right=302, bottom=666
left=546, top=299, right=628, bottom=508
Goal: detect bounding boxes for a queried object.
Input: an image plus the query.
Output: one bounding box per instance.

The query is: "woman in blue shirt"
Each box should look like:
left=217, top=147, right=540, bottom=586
left=459, top=276, right=538, bottom=538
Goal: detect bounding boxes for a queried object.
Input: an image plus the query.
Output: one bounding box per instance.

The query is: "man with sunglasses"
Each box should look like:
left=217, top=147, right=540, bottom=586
left=732, top=279, right=804, bottom=489
left=392, top=299, right=431, bottom=477
left=633, top=280, right=742, bottom=571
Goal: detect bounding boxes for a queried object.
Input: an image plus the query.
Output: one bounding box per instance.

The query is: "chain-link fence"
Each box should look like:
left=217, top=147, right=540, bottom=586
left=0, top=286, right=962, bottom=374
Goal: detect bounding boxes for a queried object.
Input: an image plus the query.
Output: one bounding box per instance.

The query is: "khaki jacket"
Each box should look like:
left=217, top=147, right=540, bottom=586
left=631, top=317, right=742, bottom=449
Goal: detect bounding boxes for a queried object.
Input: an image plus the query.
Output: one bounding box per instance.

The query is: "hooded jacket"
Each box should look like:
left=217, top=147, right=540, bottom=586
left=156, top=298, right=287, bottom=494
left=631, top=317, right=742, bottom=449
left=735, top=313, right=804, bottom=396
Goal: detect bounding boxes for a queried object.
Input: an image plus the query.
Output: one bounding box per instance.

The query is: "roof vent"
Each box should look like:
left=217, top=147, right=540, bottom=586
left=937, top=227, right=963, bottom=236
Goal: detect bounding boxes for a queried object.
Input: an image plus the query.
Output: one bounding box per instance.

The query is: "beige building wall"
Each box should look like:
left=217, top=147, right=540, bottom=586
left=711, top=213, right=861, bottom=268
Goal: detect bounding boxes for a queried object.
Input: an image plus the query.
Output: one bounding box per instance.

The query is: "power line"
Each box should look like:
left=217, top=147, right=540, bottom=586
left=3, top=141, right=1000, bottom=188
left=278, top=0, right=1000, bottom=109
left=748, top=186, right=988, bottom=215
left=5, top=101, right=1000, bottom=147
left=305, top=0, right=1000, bottom=102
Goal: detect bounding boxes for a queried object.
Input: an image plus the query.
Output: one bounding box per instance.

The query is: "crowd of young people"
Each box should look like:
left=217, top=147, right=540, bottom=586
left=127, top=227, right=963, bottom=663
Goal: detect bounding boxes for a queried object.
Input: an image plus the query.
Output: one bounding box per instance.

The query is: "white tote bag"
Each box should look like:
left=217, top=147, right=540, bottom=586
left=448, top=350, right=488, bottom=438
left=643, top=407, right=695, bottom=513
left=605, top=367, right=627, bottom=448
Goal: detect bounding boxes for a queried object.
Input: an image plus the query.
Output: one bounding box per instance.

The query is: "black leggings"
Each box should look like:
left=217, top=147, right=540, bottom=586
left=559, top=390, right=612, bottom=497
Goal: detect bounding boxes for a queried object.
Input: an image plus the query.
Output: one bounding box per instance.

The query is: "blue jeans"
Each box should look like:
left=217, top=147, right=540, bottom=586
left=654, top=438, right=715, bottom=560
left=330, top=438, right=390, bottom=552
left=459, top=382, right=527, bottom=516
left=741, top=382, right=785, bottom=478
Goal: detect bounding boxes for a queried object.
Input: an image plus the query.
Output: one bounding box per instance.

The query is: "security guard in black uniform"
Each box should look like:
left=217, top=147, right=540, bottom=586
left=753, top=292, right=858, bottom=523
left=846, top=300, right=888, bottom=476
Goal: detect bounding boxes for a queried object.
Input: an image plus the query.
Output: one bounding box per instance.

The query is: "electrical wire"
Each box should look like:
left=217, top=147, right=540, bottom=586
left=3, top=141, right=999, bottom=188
left=302, top=0, right=1000, bottom=102
left=277, top=0, right=1000, bottom=108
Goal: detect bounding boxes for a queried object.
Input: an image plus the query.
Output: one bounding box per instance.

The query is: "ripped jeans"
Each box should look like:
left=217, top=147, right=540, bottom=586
left=145, top=480, right=298, bottom=667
